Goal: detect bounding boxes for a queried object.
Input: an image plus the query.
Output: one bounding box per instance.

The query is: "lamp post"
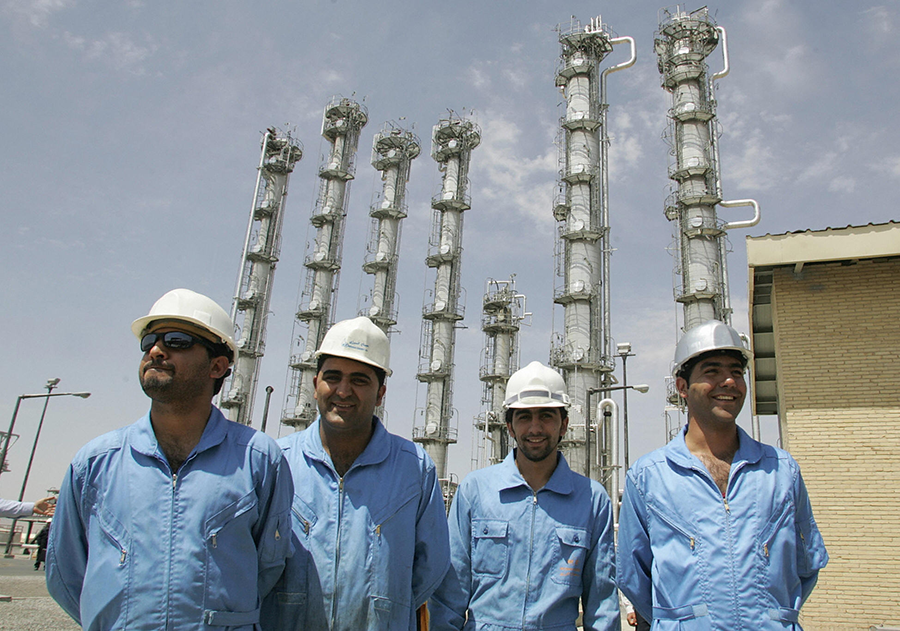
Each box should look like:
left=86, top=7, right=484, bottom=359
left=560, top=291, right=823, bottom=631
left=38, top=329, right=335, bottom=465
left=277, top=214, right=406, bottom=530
left=2, top=379, right=91, bottom=556
left=616, top=343, right=636, bottom=470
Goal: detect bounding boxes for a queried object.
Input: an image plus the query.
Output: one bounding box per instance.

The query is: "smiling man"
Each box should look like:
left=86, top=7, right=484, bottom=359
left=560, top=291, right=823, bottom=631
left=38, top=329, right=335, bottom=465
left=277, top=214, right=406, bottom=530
left=47, top=289, right=293, bottom=630
left=617, top=320, right=828, bottom=630
left=429, top=361, right=620, bottom=631
left=261, top=316, right=449, bottom=630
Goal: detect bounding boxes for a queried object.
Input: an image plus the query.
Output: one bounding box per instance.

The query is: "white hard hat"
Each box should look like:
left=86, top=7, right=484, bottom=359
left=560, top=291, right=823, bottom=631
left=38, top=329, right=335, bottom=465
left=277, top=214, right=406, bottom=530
left=131, top=288, right=236, bottom=356
left=315, top=316, right=392, bottom=376
left=672, top=320, right=751, bottom=378
left=503, top=361, right=570, bottom=409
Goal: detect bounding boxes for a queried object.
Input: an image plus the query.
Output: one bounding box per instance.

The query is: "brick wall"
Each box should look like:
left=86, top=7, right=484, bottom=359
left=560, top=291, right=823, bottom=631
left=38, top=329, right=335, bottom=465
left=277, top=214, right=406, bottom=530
left=770, top=257, right=900, bottom=630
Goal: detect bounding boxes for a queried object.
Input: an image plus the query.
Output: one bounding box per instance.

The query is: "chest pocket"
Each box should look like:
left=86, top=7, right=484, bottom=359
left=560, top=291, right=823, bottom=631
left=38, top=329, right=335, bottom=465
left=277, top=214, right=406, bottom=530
left=551, top=526, right=589, bottom=586
left=471, top=519, right=508, bottom=577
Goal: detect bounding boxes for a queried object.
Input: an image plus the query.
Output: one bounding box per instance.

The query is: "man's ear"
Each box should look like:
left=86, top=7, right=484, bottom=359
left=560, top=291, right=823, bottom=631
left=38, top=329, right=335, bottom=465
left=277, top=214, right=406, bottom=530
left=376, top=384, right=386, bottom=407
left=675, top=376, right=688, bottom=400
left=210, top=356, right=230, bottom=380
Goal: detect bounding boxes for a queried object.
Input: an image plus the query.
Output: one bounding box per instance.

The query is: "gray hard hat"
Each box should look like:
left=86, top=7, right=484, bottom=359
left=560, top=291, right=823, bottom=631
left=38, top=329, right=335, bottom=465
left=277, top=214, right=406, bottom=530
left=673, top=320, right=752, bottom=378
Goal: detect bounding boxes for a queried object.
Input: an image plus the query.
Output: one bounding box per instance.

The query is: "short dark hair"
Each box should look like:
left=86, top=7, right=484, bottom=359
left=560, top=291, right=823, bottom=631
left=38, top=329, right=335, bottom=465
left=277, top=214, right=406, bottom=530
left=678, top=349, right=747, bottom=384
left=316, top=354, right=386, bottom=388
left=505, top=406, right=568, bottom=426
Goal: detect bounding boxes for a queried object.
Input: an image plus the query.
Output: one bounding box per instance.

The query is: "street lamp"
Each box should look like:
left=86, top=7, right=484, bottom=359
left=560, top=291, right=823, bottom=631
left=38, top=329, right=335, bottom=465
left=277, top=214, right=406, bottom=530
left=2, top=379, right=90, bottom=556
left=617, top=342, right=636, bottom=470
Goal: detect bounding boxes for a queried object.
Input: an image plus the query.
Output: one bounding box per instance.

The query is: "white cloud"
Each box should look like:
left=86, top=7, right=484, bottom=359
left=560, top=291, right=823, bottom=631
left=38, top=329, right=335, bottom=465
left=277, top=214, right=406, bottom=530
left=474, top=109, right=557, bottom=225
left=871, top=155, right=900, bottom=179
left=63, top=30, right=157, bottom=74
left=3, top=0, right=71, bottom=28
left=861, top=5, right=895, bottom=40
left=723, top=127, right=783, bottom=193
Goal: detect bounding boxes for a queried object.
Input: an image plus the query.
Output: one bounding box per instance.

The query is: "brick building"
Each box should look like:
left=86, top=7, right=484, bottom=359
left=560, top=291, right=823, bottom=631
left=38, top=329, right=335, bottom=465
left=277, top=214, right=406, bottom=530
left=746, top=221, right=900, bottom=630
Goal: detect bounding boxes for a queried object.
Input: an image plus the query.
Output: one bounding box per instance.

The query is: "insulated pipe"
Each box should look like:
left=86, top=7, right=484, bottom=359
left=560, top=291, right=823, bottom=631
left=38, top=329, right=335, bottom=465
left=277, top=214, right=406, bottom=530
left=721, top=198, right=761, bottom=230
left=598, top=398, right=619, bottom=523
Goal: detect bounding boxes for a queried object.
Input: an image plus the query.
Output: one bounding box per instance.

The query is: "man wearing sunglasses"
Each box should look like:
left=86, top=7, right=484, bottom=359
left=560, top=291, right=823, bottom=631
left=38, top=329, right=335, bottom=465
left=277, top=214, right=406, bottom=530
left=47, top=288, right=294, bottom=631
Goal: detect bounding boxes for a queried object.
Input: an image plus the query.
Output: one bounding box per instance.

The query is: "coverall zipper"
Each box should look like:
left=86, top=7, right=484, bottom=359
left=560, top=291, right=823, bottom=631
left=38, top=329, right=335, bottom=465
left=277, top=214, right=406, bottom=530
left=522, top=492, right=538, bottom=629
left=331, top=476, right=345, bottom=629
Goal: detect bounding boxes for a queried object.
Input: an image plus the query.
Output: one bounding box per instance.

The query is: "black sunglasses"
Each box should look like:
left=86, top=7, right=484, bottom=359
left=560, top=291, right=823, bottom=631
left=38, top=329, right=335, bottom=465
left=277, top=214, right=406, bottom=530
left=140, top=331, right=216, bottom=353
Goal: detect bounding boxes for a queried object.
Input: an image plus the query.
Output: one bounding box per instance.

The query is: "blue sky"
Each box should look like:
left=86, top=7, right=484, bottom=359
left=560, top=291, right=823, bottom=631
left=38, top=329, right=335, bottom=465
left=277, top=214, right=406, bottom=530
left=2, top=0, right=897, bottom=500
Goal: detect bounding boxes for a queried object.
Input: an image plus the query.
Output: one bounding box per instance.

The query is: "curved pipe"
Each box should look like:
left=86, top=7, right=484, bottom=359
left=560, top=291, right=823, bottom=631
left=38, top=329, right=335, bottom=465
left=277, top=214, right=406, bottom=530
left=711, top=26, right=729, bottom=83
left=604, top=36, right=637, bottom=76
left=721, top=198, right=761, bottom=230
left=598, top=398, right=619, bottom=523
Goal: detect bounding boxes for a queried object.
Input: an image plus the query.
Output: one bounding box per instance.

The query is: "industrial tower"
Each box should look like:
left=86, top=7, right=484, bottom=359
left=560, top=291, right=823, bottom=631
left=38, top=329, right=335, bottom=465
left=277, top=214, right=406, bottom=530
left=220, top=128, right=302, bottom=426
left=283, top=96, right=368, bottom=430
left=473, top=277, right=529, bottom=468
left=413, top=113, right=481, bottom=482
left=655, top=6, right=759, bottom=333
left=550, top=16, right=635, bottom=486
left=360, top=122, right=421, bottom=332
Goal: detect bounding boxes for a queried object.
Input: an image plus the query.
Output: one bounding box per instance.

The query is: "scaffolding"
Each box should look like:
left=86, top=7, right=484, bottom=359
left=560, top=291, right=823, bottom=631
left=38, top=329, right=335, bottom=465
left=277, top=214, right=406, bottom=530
left=472, top=277, right=529, bottom=469
left=550, top=16, right=634, bottom=493
left=282, top=96, right=368, bottom=430
left=220, top=128, right=302, bottom=426
left=413, top=113, right=481, bottom=486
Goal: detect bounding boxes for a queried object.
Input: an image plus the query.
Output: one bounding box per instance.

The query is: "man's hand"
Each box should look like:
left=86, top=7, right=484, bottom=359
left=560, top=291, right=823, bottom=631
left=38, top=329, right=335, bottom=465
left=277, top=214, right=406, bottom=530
left=33, top=496, right=56, bottom=516
left=627, top=611, right=637, bottom=627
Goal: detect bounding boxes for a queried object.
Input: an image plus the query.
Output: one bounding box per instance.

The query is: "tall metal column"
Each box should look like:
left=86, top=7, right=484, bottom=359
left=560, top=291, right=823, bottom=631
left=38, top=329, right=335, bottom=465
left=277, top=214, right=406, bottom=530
left=360, top=122, right=420, bottom=332
left=283, top=97, right=367, bottom=430
left=221, top=128, right=302, bottom=426
left=474, top=277, right=528, bottom=468
left=550, top=16, right=634, bottom=489
left=656, top=6, right=759, bottom=332
left=413, top=114, right=480, bottom=482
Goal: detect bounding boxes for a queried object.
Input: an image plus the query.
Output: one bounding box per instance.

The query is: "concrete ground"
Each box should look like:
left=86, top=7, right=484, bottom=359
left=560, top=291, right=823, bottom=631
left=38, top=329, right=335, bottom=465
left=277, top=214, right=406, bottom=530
left=0, top=556, right=79, bottom=631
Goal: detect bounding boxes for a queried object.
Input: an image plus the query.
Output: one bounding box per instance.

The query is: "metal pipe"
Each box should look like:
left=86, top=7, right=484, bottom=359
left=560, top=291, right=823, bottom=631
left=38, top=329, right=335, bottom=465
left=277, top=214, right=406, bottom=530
left=260, top=385, right=274, bottom=434
left=721, top=198, right=761, bottom=230
left=711, top=27, right=730, bottom=82
left=599, top=398, right=619, bottom=523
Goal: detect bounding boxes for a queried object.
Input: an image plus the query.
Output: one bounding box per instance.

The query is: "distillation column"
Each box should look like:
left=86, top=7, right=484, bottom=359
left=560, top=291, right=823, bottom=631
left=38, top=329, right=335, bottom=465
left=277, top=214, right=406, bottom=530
left=413, top=114, right=481, bottom=481
left=474, top=277, right=528, bottom=468
left=550, top=16, right=633, bottom=485
left=221, top=129, right=302, bottom=426
left=656, top=7, right=758, bottom=332
left=283, top=97, right=368, bottom=430
left=360, top=122, right=421, bottom=332
left=656, top=7, right=760, bottom=412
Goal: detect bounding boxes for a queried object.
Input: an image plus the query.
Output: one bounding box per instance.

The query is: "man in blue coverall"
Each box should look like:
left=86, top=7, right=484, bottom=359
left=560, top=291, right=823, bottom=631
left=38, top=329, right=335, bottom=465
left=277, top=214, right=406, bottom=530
left=429, top=361, right=620, bottom=631
left=260, top=316, right=450, bottom=630
left=47, top=288, right=294, bottom=630
left=617, top=320, right=828, bottom=629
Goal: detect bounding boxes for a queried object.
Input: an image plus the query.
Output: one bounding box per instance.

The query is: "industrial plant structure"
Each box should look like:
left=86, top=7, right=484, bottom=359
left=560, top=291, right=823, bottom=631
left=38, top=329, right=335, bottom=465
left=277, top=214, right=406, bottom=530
left=413, top=113, right=481, bottom=483
left=654, top=6, right=759, bottom=424
left=550, top=16, right=634, bottom=491
left=283, top=97, right=368, bottom=430
left=359, top=122, right=421, bottom=332
left=473, top=277, right=529, bottom=468
left=220, top=128, right=302, bottom=426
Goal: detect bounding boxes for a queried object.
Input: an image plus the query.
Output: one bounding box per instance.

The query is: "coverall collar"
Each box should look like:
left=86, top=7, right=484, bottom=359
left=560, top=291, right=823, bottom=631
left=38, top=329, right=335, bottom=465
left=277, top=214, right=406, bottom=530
left=666, top=423, right=764, bottom=472
left=304, top=416, right=390, bottom=472
left=130, top=405, right=229, bottom=462
left=498, top=449, right=576, bottom=496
